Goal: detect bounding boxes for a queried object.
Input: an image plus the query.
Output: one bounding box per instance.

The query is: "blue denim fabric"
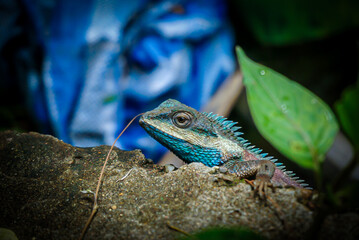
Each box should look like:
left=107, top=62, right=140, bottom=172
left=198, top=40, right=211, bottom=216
left=24, top=0, right=235, bottom=161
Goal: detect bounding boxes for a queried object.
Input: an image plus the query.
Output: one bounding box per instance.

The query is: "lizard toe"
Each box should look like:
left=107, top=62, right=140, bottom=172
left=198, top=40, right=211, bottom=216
left=253, top=179, right=273, bottom=200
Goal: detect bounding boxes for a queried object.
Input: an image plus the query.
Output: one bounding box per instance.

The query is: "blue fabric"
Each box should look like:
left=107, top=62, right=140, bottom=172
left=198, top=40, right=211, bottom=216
left=24, top=0, right=236, bottom=161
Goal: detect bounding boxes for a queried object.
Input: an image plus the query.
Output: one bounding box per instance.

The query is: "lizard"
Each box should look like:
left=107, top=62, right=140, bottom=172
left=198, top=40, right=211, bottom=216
left=139, top=99, right=309, bottom=196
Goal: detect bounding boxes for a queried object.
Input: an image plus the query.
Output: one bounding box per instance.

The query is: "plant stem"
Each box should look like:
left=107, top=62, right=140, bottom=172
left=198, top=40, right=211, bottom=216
left=332, top=152, right=359, bottom=191
left=313, top=154, right=323, bottom=191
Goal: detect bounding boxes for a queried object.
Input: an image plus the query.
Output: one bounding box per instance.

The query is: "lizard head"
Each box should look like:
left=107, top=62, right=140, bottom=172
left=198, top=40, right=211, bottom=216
left=139, top=99, right=216, bottom=145
left=139, top=99, right=225, bottom=165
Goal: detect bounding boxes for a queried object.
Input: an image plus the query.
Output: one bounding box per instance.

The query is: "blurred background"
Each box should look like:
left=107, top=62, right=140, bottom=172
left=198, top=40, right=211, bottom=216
left=1, top=0, right=359, bottom=185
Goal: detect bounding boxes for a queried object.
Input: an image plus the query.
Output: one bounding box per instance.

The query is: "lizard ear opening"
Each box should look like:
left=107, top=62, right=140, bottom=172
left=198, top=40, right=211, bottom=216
left=172, top=111, right=193, bottom=128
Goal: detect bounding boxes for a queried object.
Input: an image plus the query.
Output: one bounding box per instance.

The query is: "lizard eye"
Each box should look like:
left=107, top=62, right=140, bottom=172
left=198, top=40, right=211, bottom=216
left=172, top=111, right=193, bottom=128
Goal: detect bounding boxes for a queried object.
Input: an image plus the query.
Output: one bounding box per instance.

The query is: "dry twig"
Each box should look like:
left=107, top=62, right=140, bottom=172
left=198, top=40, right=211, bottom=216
left=79, top=113, right=143, bottom=240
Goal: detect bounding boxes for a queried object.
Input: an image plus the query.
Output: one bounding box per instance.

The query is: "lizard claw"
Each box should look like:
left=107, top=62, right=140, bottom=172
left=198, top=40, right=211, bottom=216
left=253, top=179, right=274, bottom=199
left=244, top=179, right=255, bottom=187
left=244, top=178, right=273, bottom=199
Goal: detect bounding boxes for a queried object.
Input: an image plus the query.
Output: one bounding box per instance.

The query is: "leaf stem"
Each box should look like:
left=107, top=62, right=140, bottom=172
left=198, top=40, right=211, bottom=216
left=312, top=153, right=323, bottom=191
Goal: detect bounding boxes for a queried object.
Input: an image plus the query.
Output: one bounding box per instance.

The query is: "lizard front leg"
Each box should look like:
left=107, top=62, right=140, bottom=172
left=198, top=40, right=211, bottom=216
left=222, top=159, right=276, bottom=198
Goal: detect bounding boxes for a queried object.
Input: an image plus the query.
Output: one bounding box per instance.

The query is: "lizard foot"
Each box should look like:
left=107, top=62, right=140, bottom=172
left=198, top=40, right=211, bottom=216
left=244, top=178, right=274, bottom=199
left=244, top=179, right=255, bottom=187
left=253, top=179, right=274, bottom=199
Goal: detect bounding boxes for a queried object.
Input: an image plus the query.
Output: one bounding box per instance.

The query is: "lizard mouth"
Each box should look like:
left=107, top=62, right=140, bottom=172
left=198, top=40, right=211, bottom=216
left=139, top=114, right=156, bottom=132
left=138, top=115, right=147, bottom=127
left=139, top=111, right=161, bottom=129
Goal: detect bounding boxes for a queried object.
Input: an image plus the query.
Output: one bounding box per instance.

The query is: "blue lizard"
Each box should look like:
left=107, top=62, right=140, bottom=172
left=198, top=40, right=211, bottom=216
left=139, top=99, right=308, bottom=194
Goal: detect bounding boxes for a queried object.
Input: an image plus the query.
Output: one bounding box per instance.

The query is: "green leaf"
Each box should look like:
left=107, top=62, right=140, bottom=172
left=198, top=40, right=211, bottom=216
left=236, top=46, right=339, bottom=169
left=335, top=83, right=359, bottom=150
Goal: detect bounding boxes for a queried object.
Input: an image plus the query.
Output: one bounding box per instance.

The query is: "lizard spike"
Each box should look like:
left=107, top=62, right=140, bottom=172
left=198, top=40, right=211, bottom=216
left=255, top=149, right=263, bottom=154
left=261, top=153, right=268, bottom=157
left=285, top=171, right=293, bottom=174
left=277, top=166, right=285, bottom=170
left=291, top=177, right=310, bottom=188
left=231, top=126, right=241, bottom=131
left=223, top=120, right=236, bottom=127
left=218, top=117, right=227, bottom=123
left=203, top=112, right=214, bottom=118
left=216, top=118, right=223, bottom=123
left=247, top=145, right=255, bottom=149
left=275, top=162, right=283, bottom=166
left=227, top=122, right=238, bottom=128
left=203, top=111, right=251, bottom=147
left=243, top=143, right=251, bottom=147
left=203, top=111, right=247, bottom=145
